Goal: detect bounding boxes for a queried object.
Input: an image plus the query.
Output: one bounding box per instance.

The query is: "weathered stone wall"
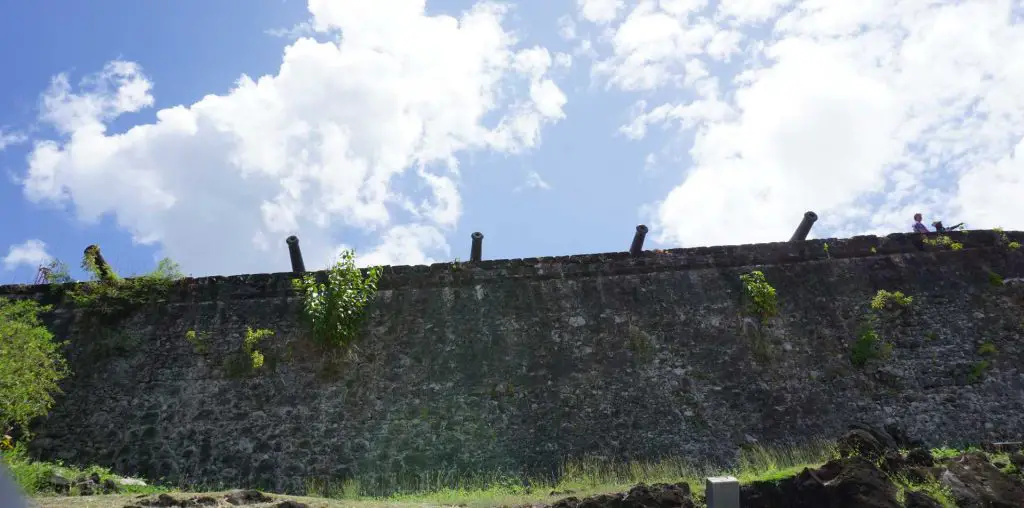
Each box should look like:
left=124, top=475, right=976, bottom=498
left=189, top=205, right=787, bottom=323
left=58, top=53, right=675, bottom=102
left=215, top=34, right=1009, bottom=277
left=3, top=230, right=1024, bottom=494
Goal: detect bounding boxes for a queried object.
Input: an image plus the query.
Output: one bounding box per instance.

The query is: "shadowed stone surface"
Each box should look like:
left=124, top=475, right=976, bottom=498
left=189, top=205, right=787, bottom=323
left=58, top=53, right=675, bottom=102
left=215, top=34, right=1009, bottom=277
left=3, top=230, right=1024, bottom=494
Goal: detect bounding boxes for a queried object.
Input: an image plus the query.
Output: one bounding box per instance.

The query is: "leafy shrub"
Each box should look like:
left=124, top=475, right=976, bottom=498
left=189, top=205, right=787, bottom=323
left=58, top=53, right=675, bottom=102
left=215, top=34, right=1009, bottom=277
left=739, top=271, right=779, bottom=323
left=0, top=298, right=70, bottom=440
left=870, top=290, right=912, bottom=312
left=37, top=259, right=73, bottom=284
left=922, top=235, right=962, bottom=251
left=850, top=324, right=892, bottom=367
left=244, top=327, right=273, bottom=370
left=292, top=249, right=382, bottom=348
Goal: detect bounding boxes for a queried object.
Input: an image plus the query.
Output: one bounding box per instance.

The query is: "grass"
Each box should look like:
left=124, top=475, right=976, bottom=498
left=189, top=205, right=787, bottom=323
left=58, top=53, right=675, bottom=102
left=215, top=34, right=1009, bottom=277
left=2, top=445, right=163, bottom=498
left=10, top=440, right=839, bottom=508
left=18, top=440, right=1018, bottom=508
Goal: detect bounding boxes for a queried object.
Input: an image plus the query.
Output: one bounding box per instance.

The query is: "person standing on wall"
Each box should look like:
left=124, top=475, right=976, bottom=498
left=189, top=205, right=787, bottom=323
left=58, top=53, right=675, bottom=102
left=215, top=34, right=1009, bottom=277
left=913, top=213, right=930, bottom=233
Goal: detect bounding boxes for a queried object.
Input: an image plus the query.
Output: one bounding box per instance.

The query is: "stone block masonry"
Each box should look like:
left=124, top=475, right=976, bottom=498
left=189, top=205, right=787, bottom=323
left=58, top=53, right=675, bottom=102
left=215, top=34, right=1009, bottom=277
left=2, top=230, right=1024, bottom=494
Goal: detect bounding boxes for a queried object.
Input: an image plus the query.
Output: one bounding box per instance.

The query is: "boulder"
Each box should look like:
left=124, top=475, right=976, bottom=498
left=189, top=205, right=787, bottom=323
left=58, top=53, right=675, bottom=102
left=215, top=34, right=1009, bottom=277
left=741, top=456, right=900, bottom=508
left=939, top=452, right=1024, bottom=508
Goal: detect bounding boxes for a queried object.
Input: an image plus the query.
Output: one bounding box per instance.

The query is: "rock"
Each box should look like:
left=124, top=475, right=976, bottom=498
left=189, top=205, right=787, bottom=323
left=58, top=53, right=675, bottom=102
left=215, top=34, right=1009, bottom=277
left=904, top=490, right=944, bottom=508
left=741, top=456, right=899, bottom=508
left=47, top=473, right=70, bottom=494
left=119, top=477, right=148, bottom=486
left=102, top=478, right=120, bottom=494
left=906, top=448, right=935, bottom=467
left=274, top=502, right=309, bottom=508
left=1010, top=452, right=1024, bottom=470
left=543, top=482, right=694, bottom=508
left=881, top=450, right=907, bottom=474
left=838, top=429, right=886, bottom=459
left=939, top=452, right=1024, bottom=507
left=225, top=489, right=273, bottom=505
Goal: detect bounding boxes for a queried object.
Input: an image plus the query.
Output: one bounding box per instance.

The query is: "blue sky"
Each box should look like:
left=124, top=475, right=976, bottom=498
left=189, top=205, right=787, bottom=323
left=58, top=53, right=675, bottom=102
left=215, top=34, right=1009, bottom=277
left=3, top=0, right=1024, bottom=282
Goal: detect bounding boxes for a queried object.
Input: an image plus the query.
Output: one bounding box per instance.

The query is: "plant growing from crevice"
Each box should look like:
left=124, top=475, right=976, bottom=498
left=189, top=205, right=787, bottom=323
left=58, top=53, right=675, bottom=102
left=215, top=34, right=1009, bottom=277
left=222, top=327, right=274, bottom=377
left=870, top=290, right=913, bottom=313
left=987, top=270, right=1004, bottom=287
left=923, top=235, right=963, bottom=251
left=968, top=360, right=991, bottom=383
left=978, top=342, right=998, bottom=356
left=850, top=290, right=909, bottom=368
left=184, top=330, right=210, bottom=355
left=823, top=242, right=831, bottom=259
left=740, top=271, right=779, bottom=324
left=993, top=227, right=1019, bottom=251
left=292, top=249, right=382, bottom=349
left=0, top=297, right=70, bottom=444
left=850, top=321, right=892, bottom=367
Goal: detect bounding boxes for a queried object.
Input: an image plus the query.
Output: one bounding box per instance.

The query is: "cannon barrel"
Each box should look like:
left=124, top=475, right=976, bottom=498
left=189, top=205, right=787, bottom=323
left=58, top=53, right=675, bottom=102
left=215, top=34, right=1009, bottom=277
left=470, top=232, right=484, bottom=263
left=630, top=225, right=649, bottom=257
left=286, top=236, right=306, bottom=273
left=84, top=244, right=115, bottom=281
left=789, top=211, right=818, bottom=242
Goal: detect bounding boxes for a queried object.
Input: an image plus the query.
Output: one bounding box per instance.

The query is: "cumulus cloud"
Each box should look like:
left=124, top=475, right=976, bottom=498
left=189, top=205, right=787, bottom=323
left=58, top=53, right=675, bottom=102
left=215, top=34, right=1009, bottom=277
left=3, top=239, right=52, bottom=270
left=582, top=0, right=1024, bottom=246
left=17, top=0, right=566, bottom=276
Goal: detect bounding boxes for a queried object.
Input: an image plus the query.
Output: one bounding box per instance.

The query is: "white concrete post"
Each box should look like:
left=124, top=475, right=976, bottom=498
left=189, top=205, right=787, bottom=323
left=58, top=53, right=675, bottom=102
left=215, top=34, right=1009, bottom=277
left=706, top=476, right=740, bottom=508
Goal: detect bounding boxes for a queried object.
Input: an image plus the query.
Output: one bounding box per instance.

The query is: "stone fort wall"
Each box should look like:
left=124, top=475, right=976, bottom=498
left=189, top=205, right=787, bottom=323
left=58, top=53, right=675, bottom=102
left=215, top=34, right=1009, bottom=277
left=2, top=230, right=1024, bottom=494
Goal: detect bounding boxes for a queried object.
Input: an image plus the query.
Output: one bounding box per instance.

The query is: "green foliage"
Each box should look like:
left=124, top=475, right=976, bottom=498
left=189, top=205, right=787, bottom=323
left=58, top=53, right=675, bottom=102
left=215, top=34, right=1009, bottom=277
left=870, top=290, right=912, bottom=312
left=978, top=342, right=998, bottom=356
left=0, top=298, right=70, bottom=440
left=850, top=323, right=892, bottom=367
left=968, top=360, right=991, bottom=382
left=223, top=327, right=274, bottom=377
left=38, top=259, right=73, bottom=284
left=822, top=242, right=831, bottom=259
left=739, top=270, right=779, bottom=323
left=292, top=249, right=382, bottom=348
left=65, top=251, right=184, bottom=325
left=1, top=443, right=162, bottom=496
left=923, top=235, right=963, bottom=251
left=244, top=327, right=273, bottom=370
left=184, top=330, right=209, bottom=355
left=870, top=247, right=877, bottom=254
left=993, top=227, right=1019, bottom=250
left=987, top=270, right=1004, bottom=287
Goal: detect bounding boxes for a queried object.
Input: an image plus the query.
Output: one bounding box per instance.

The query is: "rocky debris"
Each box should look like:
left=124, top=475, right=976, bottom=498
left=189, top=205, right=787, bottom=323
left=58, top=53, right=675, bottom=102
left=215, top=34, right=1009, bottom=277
left=124, top=490, right=301, bottom=508
left=937, top=452, right=1024, bottom=508
left=225, top=490, right=273, bottom=505
left=528, top=424, right=1024, bottom=508
left=47, top=471, right=120, bottom=496
left=516, top=482, right=695, bottom=508
left=741, top=456, right=900, bottom=508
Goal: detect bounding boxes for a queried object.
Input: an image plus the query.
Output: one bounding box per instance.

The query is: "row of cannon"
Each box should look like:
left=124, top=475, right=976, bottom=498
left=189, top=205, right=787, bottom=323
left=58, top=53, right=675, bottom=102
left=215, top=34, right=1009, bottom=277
left=283, top=211, right=819, bottom=273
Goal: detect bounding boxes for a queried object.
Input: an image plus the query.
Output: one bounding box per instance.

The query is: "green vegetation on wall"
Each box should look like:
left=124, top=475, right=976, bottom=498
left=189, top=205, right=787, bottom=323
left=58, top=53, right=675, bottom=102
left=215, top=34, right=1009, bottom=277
left=739, top=270, right=779, bottom=323
left=851, top=289, right=912, bottom=368
left=292, top=249, right=382, bottom=348
left=65, top=248, right=184, bottom=325
left=0, top=297, right=70, bottom=443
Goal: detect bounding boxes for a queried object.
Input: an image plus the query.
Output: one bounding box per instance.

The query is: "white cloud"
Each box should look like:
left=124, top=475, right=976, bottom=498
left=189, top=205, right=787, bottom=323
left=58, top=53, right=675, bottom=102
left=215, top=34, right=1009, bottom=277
left=577, top=0, right=624, bottom=24
left=3, top=239, right=52, bottom=270
left=0, top=129, right=26, bottom=151
left=515, top=170, right=551, bottom=192
left=580, top=0, right=1024, bottom=246
left=16, top=0, right=566, bottom=275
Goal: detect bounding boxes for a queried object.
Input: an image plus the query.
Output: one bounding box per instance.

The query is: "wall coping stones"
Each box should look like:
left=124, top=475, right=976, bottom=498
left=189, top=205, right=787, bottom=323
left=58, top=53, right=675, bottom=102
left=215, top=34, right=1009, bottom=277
left=1, top=229, right=1020, bottom=304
